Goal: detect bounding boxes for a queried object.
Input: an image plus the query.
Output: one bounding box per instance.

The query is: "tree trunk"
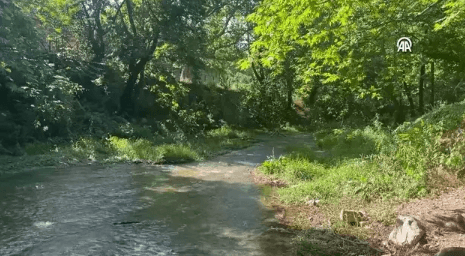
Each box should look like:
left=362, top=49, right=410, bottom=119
left=403, top=81, right=416, bottom=117
left=287, top=84, right=293, bottom=112
left=430, top=61, right=435, bottom=107
left=419, top=63, right=425, bottom=114
left=133, top=69, right=145, bottom=118
left=81, top=1, right=105, bottom=66
left=118, top=22, right=159, bottom=116
left=251, top=61, right=265, bottom=85
left=119, top=63, right=140, bottom=116
left=285, top=69, right=294, bottom=113
left=286, top=75, right=293, bottom=124
left=281, top=55, right=294, bottom=115
left=307, top=77, right=320, bottom=106
left=394, top=96, right=406, bottom=125
left=119, top=57, right=151, bottom=116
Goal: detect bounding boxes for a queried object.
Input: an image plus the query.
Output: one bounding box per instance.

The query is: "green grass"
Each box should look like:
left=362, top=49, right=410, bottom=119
left=258, top=99, right=465, bottom=245
left=259, top=120, right=437, bottom=205
left=395, top=100, right=465, bottom=134
left=314, top=119, right=396, bottom=159
left=7, top=125, right=256, bottom=173
left=260, top=152, right=421, bottom=205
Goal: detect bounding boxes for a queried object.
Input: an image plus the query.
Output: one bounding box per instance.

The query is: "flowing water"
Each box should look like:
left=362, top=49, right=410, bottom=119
left=0, top=134, right=318, bottom=256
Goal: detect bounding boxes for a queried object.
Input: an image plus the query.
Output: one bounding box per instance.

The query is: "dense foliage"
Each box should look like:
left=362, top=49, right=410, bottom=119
left=245, top=0, right=465, bottom=126
left=0, top=0, right=465, bottom=153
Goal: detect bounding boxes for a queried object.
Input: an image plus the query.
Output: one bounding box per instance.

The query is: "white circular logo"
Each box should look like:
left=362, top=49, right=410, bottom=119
left=397, top=37, right=412, bottom=52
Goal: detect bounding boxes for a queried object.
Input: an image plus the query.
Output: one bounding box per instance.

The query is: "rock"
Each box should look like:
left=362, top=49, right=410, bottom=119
left=359, top=221, right=369, bottom=228
left=455, top=214, right=465, bottom=231
left=445, top=222, right=460, bottom=230
left=388, top=215, right=425, bottom=247
left=133, top=159, right=143, bottom=164
left=340, top=210, right=364, bottom=226
left=113, top=221, right=140, bottom=225
left=456, top=214, right=465, bottom=224
left=359, top=210, right=368, bottom=218
left=307, top=199, right=320, bottom=206
left=444, top=214, right=465, bottom=231
left=435, top=247, right=465, bottom=256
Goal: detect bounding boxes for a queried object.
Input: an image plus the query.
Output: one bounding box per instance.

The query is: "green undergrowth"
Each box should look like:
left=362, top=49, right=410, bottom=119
left=65, top=125, right=253, bottom=163
left=1, top=125, right=255, bottom=176
left=258, top=100, right=465, bottom=241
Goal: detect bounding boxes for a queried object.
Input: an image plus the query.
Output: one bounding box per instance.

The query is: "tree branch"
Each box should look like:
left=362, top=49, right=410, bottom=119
left=110, top=0, right=126, bottom=27
left=81, top=2, right=94, bottom=39
left=118, top=5, right=132, bottom=39
left=415, top=0, right=446, bottom=18
left=214, top=11, right=235, bottom=38
left=125, top=0, right=138, bottom=36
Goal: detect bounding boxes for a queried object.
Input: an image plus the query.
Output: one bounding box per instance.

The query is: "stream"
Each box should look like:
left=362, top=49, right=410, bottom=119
left=0, top=134, right=317, bottom=256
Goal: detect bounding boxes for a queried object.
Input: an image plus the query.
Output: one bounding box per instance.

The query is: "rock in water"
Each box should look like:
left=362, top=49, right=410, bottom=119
left=113, top=221, right=140, bottom=225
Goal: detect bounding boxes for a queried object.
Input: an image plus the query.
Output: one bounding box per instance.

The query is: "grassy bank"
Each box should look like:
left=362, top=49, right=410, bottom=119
left=0, top=125, right=256, bottom=176
left=256, top=100, right=465, bottom=249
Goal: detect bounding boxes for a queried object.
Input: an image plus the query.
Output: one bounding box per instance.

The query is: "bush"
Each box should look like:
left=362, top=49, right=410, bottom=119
left=206, top=125, right=250, bottom=139
left=395, top=99, right=465, bottom=135
left=70, top=137, right=112, bottom=159
left=25, top=143, right=55, bottom=155
left=113, top=122, right=155, bottom=139
left=315, top=120, right=395, bottom=160
left=108, top=136, right=160, bottom=161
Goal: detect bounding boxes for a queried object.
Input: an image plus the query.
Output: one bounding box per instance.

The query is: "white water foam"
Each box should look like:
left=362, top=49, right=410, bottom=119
left=33, top=221, right=54, bottom=228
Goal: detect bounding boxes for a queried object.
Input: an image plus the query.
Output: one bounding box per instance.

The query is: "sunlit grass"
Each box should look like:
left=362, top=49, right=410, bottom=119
left=258, top=124, right=431, bottom=205
left=16, top=125, right=256, bottom=168
left=206, top=125, right=251, bottom=139
left=259, top=101, right=465, bottom=245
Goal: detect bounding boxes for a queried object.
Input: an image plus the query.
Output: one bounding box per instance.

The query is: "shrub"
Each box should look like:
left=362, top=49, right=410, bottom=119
left=108, top=136, right=160, bottom=160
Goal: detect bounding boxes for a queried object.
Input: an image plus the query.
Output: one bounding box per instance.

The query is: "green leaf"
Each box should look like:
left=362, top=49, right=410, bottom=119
left=238, top=59, right=251, bottom=70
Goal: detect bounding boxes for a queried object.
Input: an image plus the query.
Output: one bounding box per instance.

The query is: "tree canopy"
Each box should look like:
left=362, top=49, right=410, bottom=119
left=1, top=0, right=465, bottom=148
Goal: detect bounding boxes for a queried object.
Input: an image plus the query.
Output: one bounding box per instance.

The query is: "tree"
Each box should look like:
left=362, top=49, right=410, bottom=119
left=245, top=0, right=465, bottom=125
left=101, top=0, right=208, bottom=116
left=1, top=0, right=83, bottom=143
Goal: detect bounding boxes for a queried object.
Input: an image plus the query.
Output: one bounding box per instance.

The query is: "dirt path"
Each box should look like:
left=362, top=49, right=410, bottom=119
left=370, top=187, right=465, bottom=256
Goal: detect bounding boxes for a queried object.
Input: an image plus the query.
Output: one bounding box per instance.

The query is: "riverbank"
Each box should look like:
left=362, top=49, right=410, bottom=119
left=0, top=126, right=257, bottom=177
left=252, top=101, right=465, bottom=255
